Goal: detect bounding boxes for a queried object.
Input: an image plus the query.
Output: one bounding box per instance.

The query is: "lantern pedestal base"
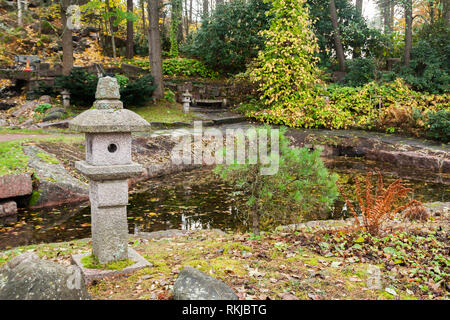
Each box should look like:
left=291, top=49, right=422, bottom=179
left=71, top=247, right=153, bottom=285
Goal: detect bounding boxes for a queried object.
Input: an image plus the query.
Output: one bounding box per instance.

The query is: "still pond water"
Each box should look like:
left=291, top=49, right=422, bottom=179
left=0, top=157, right=448, bottom=250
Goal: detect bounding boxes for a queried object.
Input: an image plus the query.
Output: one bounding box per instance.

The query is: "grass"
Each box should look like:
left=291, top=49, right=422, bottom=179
left=129, top=99, right=201, bottom=124
left=0, top=135, right=83, bottom=175
left=0, top=126, right=72, bottom=135
left=0, top=140, right=30, bottom=175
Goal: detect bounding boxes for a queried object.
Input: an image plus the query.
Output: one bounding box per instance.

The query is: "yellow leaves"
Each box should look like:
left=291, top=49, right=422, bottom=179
left=74, top=42, right=115, bottom=67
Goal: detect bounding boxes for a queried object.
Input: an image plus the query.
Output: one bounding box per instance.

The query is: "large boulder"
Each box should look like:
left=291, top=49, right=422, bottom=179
left=173, top=266, right=238, bottom=300
left=0, top=252, right=90, bottom=300
left=23, top=146, right=88, bottom=207
left=12, top=101, right=38, bottom=117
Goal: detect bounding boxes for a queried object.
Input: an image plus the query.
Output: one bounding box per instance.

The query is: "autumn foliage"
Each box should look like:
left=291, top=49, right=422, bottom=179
left=339, top=171, right=421, bottom=235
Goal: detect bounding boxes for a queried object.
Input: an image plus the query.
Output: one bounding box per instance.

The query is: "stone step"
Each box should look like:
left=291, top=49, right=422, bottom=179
left=190, top=107, right=226, bottom=113
left=193, top=99, right=227, bottom=108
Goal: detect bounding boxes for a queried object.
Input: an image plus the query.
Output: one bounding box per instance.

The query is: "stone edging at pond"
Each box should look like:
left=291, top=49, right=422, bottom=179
left=286, top=128, right=450, bottom=174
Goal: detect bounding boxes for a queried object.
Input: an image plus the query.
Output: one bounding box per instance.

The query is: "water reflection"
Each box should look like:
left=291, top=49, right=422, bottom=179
left=0, top=157, right=448, bottom=250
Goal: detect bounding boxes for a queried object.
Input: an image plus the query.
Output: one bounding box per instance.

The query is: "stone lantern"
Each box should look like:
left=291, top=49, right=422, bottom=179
left=69, top=76, right=150, bottom=265
left=61, top=89, right=70, bottom=108
left=181, top=90, right=192, bottom=113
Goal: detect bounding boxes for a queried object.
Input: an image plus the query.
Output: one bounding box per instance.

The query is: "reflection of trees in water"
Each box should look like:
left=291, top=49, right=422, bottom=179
left=0, top=203, right=91, bottom=250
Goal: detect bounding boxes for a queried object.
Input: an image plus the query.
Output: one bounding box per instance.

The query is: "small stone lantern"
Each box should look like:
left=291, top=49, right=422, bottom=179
left=61, top=89, right=70, bottom=108
left=181, top=90, right=192, bottom=113
left=69, top=76, right=150, bottom=265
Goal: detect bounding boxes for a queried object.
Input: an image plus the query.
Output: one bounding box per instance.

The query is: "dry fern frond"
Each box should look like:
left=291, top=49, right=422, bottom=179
left=338, top=170, right=417, bottom=235
left=403, top=202, right=429, bottom=221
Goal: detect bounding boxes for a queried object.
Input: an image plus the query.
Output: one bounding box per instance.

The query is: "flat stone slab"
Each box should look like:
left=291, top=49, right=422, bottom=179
left=75, top=160, right=143, bottom=180
left=0, top=173, right=32, bottom=199
left=71, top=247, right=152, bottom=285
left=37, top=120, right=70, bottom=129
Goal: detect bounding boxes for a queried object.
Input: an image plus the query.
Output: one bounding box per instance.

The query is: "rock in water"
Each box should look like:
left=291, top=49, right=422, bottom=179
left=0, top=252, right=90, bottom=300
left=173, top=266, right=238, bottom=300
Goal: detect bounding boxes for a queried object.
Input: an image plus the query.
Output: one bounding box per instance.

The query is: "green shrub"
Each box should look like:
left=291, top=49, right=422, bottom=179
left=119, top=74, right=157, bottom=107
left=397, top=22, right=450, bottom=94
left=55, top=69, right=98, bottom=107
left=54, top=69, right=157, bottom=108
left=246, top=78, right=449, bottom=134
left=121, top=57, right=218, bottom=78
left=426, top=110, right=450, bottom=143
left=215, top=126, right=339, bottom=234
left=114, top=73, right=129, bottom=87
left=342, top=58, right=376, bottom=87
left=164, top=89, right=176, bottom=103
left=31, top=81, right=57, bottom=97
left=162, top=58, right=218, bottom=78
left=183, top=0, right=272, bottom=74
left=34, top=103, right=52, bottom=113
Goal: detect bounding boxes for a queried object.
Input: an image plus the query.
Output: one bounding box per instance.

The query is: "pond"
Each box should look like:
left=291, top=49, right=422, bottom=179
left=0, top=156, right=448, bottom=250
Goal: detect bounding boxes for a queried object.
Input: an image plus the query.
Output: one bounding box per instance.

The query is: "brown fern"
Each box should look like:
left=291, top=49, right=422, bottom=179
left=338, top=170, right=418, bottom=235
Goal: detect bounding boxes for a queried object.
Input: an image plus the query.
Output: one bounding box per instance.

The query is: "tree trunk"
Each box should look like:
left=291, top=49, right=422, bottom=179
left=126, top=0, right=134, bottom=59
left=389, top=2, right=395, bottom=29
left=329, top=0, right=345, bottom=71
left=355, top=0, right=363, bottom=16
left=141, top=0, right=146, bottom=35
left=444, top=0, right=450, bottom=24
left=189, top=0, right=192, bottom=24
left=184, top=0, right=189, bottom=38
left=61, top=0, right=73, bottom=76
left=404, top=0, right=412, bottom=67
left=105, top=0, right=116, bottom=59
left=17, top=0, right=22, bottom=27
left=202, top=0, right=208, bottom=17
left=148, top=0, right=164, bottom=99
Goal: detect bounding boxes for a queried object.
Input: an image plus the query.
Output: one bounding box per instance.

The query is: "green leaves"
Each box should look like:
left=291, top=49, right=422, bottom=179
left=215, top=125, right=338, bottom=232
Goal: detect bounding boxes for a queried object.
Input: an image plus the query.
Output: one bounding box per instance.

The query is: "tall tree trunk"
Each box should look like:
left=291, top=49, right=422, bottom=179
left=202, top=0, right=208, bottom=17
left=126, top=0, right=134, bottom=59
left=404, top=0, right=412, bottom=66
left=105, top=0, right=116, bottom=59
left=17, top=0, right=22, bottom=27
left=329, top=0, right=345, bottom=71
left=355, top=0, right=363, bottom=15
left=141, top=0, right=146, bottom=35
left=148, top=0, right=164, bottom=99
left=383, top=1, right=390, bottom=33
left=189, top=0, right=192, bottom=24
left=389, top=0, right=395, bottom=28
left=184, top=0, right=189, bottom=38
left=61, top=0, right=73, bottom=76
left=353, top=0, right=363, bottom=58
left=444, top=0, right=450, bottom=24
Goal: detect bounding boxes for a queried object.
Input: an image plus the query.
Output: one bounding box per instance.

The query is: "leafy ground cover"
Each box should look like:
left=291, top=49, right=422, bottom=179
left=1, top=226, right=447, bottom=300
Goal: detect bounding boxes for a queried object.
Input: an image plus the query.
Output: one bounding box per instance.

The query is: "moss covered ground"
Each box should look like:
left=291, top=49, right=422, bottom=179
left=0, top=229, right=434, bottom=300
